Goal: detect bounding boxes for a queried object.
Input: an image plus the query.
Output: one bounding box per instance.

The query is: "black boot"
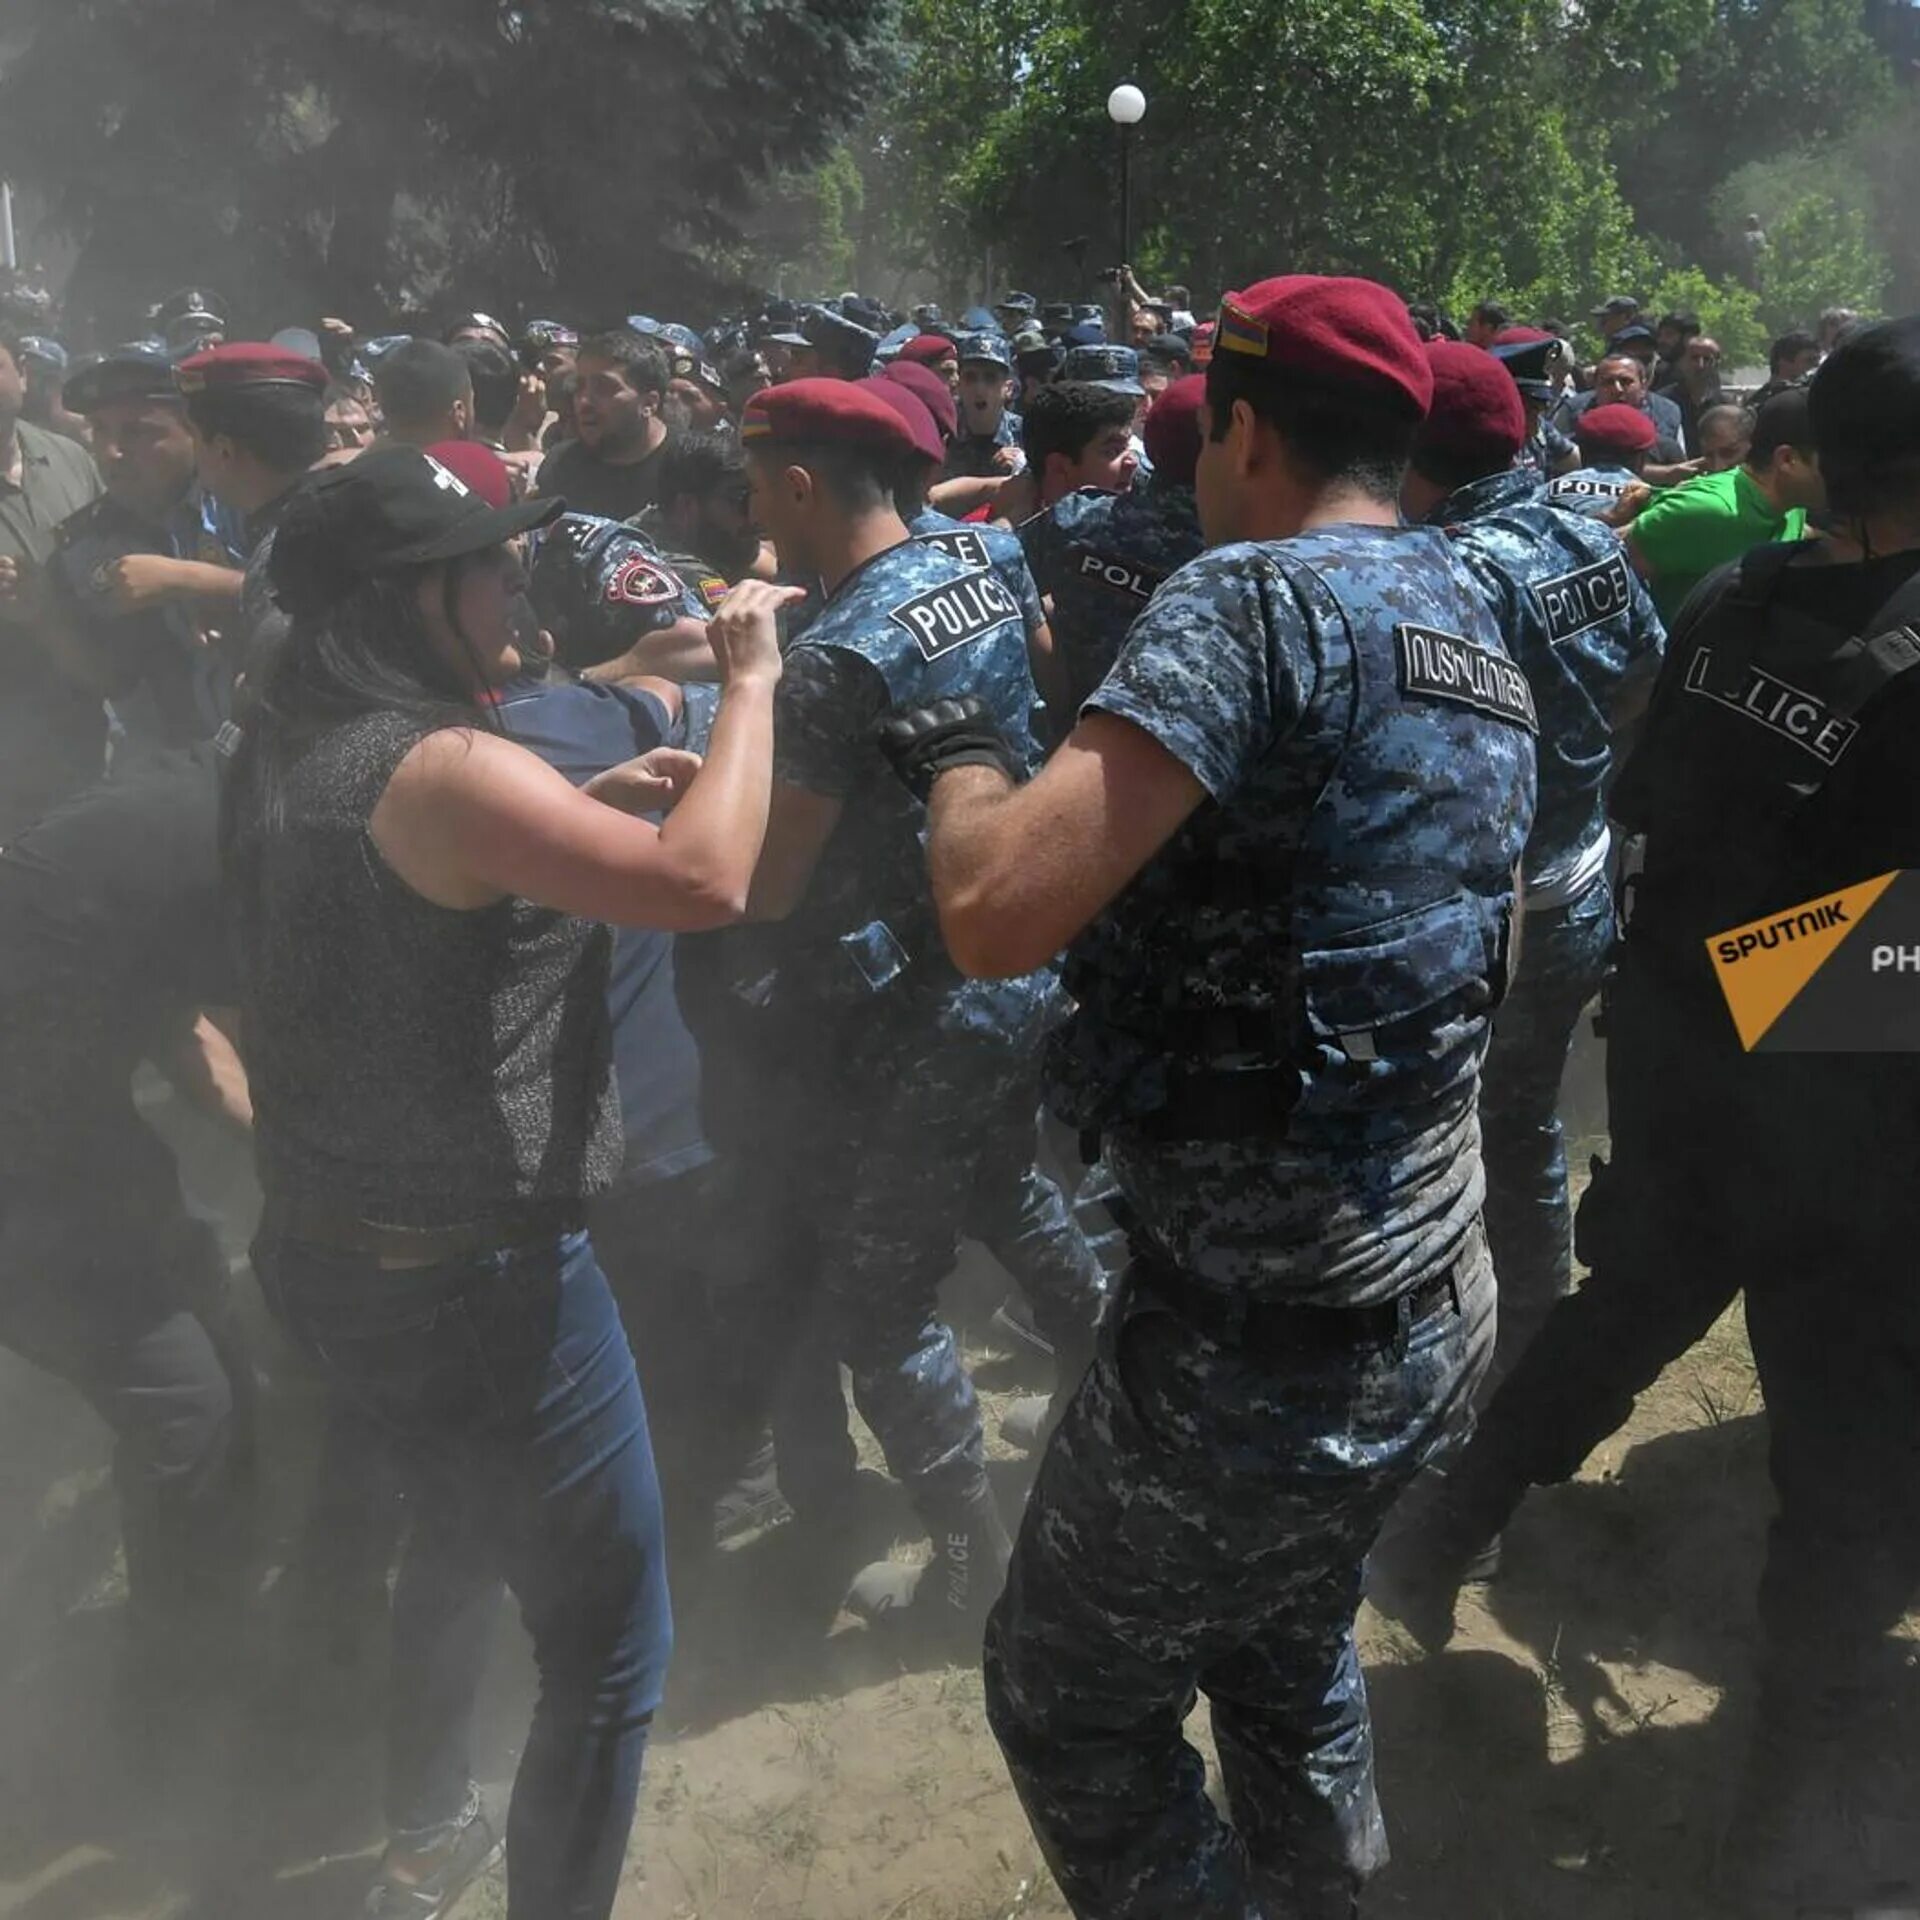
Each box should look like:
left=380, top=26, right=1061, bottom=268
left=845, top=1469, right=1013, bottom=1652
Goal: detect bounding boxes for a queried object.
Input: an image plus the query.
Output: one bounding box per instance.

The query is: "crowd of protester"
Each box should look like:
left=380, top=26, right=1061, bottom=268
left=0, top=255, right=1910, bottom=1920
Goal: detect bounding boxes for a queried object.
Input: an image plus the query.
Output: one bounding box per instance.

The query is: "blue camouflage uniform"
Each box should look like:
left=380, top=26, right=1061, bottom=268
left=906, top=506, right=1111, bottom=1331
left=945, top=406, right=1023, bottom=481
left=1017, top=478, right=1204, bottom=715
left=50, top=488, right=246, bottom=750
left=983, top=526, right=1536, bottom=1919
left=1434, top=468, right=1664, bottom=1376
left=528, top=512, right=719, bottom=676
left=1544, top=464, right=1639, bottom=519
left=768, top=536, right=1095, bottom=1522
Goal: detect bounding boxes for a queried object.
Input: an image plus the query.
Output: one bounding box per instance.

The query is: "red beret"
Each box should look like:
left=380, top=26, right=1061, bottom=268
left=1492, top=326, right=1555, bottom=347
left=741, top=377, right=921, bottom=459
left=1418, top=341, right=1527, bottom=470
left=857, top=376, right=944, bottom=466
left=1142, top=374, right=1207, bottom=488
left=174, top=341, right=330, bottom=396
left=1214, top=276, right=1432, bottom=417
left=883, top=359, right=958, bottom=440
left=897, top=334, right=959, bottom=367
left=425, top=440, right=514, bottom=509
left=1575, top=403, right=1658, bottom=456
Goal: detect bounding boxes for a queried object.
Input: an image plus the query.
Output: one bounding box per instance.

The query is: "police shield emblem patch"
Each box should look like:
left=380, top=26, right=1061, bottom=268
left=1395, top=624, right=1539, bottom=732
left=605, top=556, right=678, bottom=607
left=888, top=569, right=1021, bottom=662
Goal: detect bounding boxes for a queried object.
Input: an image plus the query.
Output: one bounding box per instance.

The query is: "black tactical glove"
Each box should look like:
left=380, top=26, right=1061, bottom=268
left=873, top=697, right=1022, bottom=804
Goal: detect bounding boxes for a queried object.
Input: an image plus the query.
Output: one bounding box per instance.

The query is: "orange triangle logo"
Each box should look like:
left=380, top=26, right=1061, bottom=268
left=1706, top=872, right=1900, bottom=1049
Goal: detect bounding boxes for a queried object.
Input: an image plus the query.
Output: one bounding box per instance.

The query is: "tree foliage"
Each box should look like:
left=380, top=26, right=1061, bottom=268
left=0, top=0, right=895, bottom=335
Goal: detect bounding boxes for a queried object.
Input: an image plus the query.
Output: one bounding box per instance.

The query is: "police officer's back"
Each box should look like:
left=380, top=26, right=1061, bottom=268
left=886, top=277, right=1538, bottom=1918
left=1019, top=374, right=1206, bottom=716
left=1402, top=343, right=1663, bottom=1376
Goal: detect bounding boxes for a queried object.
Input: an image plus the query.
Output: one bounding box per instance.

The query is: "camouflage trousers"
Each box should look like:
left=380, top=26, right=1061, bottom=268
left=985, top=1221, right=1495, bottom=1918
left=1477, top=868, right=1613, bottom=1384
left=774, top=992, right=1094, bottom=1506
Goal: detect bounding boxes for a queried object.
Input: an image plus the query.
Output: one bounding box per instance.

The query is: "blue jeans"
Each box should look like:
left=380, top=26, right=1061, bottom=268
left=257, top=1226, right=669, bottom=1920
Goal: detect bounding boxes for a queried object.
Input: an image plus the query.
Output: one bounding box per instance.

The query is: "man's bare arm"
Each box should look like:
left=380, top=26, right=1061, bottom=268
left=924, top=712, right=1207, bottom=976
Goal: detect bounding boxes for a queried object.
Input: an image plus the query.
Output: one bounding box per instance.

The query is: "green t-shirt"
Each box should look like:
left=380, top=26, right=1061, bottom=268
left=1630, top=464, right=1807, bottom=624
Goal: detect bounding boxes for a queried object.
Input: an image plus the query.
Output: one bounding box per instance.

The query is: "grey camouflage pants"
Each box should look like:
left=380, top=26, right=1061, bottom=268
left=984, top=1223, right=1495, bottom=1918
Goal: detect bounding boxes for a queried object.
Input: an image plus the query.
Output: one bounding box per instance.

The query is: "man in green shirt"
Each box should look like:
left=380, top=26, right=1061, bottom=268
left=1626, top=386, right=1822, bottom=623
left=0, top=327, right=105, bottom=839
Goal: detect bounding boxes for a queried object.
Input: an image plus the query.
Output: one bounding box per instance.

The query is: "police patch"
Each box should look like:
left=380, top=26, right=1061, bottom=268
left=1074, top=548, right=1161, bottom=600
left=1396, top=624, right=1539, bottom=732
left=696, top=575, right=729, bottom=610
left=1530, top=551, right=1635, bottom=645
left=917, top=527, right=992, bottom=570
left=1549, top=474, right=1626, bottom=501
left=888, top=568, right=1022, bottom=662
left=1684, top=649, right=1858, bottom=766
left=605, top=557, right=678, bottom=607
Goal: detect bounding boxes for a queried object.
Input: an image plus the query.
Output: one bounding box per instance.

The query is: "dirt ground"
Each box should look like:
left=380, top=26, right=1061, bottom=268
left=0, top=1042, right=1860, bottom=1920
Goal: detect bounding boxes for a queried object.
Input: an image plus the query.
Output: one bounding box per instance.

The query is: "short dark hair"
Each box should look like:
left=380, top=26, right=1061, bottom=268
left=185, top=384, right=327, bottom=473
left=1203, top=354, right=1419, bottom=501
left=1659, top=310, right=1701, bottom=338
left=375, top=338, right=472, bottom=434
left=577, top=329, right=668, bottom=396
left=1770, top=328, right=1818, bottom=375
left=655, top=430, right=746, bottom=508
left=1021, top=382, right=1137, bottom=475
left=743, top=436, right=891, bottom=513
left=454, top=338, right=519, bottom=437
left=1164, top=285, right=1192, bottom=309
left=1696, top=402, right=1752, bottom=444
left=1470, top=300, right=1509, bottom=330
left=1746, top=386, right=1813, bottom=471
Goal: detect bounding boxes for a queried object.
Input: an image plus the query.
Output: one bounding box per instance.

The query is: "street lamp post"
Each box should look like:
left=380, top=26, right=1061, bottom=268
left=1106, top=83, right=1146, bottom=272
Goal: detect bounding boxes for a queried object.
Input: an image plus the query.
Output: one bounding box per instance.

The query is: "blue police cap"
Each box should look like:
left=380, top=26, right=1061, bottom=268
left=15, top=335, right=67, bottom=373
left=956, top=332, right=1012, bottom=371
left=1060, top=344, right=1144, bottom=395
left=996, top=291, right=1038, bottom=316
left=63, top=342, right=181, bottom=413
left=960, top=306, right=998, bottom=333
left=1061, top=319, right=1108, bottom=349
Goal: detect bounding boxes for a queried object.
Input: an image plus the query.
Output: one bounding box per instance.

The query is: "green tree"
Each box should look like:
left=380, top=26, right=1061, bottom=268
left=0, top=0, right=895, bottom=335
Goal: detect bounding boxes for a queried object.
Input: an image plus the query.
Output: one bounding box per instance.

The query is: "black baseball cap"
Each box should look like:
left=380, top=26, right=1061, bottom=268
left=269, top=445, right=560, bottom=618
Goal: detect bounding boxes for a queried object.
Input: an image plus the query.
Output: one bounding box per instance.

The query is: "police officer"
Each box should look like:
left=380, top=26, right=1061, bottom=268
left=1019, top=372, right=1206, bottom=717
left=880, top=276, right=1535, bottom=1919
left=946, top=334, right=1023, bottom=480
left=1493, top=331, right=1579, bottom=479
left=1546, top=402, right=1657, bottom=518
left=858, top=374, right=1106, bottom=1410
left=528, top=509, right=726, bottom=687
left=174, top=342, right=331, bottom=664
left=51, top=344, right=247, bottom=751
left=1401, top=343, right=1663, bottom=1384
left=1381, top=315, right=1920, bottom=1916
left=153, top=288, right=228, bottom=356
left=737, top=380, right=1056, bottom=1642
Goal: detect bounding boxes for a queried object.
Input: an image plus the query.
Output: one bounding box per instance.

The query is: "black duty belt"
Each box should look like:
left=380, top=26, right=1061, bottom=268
left=262, top=1194, right=585, bottom=1266
left=1134, top=1245, right=1466, bottom=1356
